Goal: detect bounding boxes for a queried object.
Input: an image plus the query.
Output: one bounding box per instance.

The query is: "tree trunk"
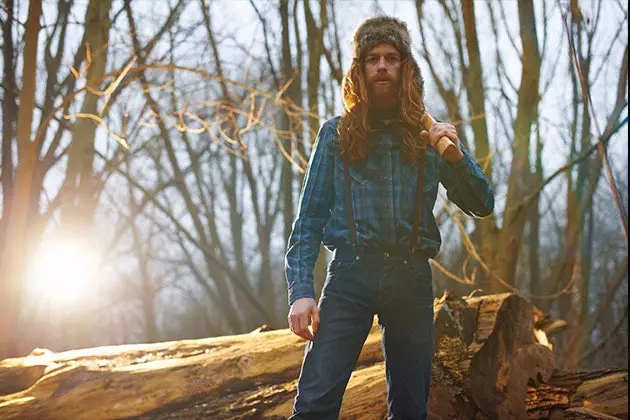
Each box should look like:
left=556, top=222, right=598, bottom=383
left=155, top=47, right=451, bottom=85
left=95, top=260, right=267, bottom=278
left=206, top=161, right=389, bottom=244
left=128, top=184, right=159, bottom=343
left=127, top=1, right=245, bottom=333
left=62, top=0, right=112, bottom=237
left=529, top=122, right=543, bottom=302
left=279, top=0, right=295, bottom=245
left=58, top=0, right=113, bottom=349
left=5, top=293, right=623, bottom=420
left=0, top=0, right=17, bottom=248
left=302, top=0, right=330, bottom=298
left=461, top=0, right=498, bottom=290
left=494, top=0, right=541, bottom=291
left=304, top=0, right=323, bottom=146
left=527, top=369, right=628, bottom=419
left=0, top=0, right=43, bottom=359
left=565, top=258, right=629, bottom=368
left=572, top=0, right=594, bottom=369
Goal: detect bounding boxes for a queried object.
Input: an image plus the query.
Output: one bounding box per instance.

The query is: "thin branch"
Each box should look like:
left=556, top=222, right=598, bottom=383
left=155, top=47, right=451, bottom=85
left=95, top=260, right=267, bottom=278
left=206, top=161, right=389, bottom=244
left=559, top=2, right=628, bottom=240
left=247, top=0, right=281, bottom=90
left=518, top=114, right=627, bottom=210
left=579, top=301, right=628, bottom=363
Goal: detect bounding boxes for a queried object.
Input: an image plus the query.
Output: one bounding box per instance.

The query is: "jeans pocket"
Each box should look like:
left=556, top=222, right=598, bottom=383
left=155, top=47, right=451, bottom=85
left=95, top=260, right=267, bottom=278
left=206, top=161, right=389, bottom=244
left=328, top=257, right=358, bottom=274
left=405, top=260, right=434, bottom=302
left=406, top=259, right=433, bottom=282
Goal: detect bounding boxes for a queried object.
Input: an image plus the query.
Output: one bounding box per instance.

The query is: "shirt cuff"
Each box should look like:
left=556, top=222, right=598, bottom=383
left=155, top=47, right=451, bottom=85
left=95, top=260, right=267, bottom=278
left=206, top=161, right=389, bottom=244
left=288, top=282, right=316, bottom=306
left=447, top=153, right=475, bottom=179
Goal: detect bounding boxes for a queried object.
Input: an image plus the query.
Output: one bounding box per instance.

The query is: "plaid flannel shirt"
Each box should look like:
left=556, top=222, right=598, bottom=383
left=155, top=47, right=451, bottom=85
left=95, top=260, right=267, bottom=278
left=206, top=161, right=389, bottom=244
left=284, top=116, right=494, bottom=305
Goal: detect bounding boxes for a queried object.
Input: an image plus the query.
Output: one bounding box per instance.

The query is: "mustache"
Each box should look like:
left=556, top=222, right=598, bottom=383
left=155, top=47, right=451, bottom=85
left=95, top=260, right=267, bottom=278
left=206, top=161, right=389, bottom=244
left=371, top=73, right=394, bottom=82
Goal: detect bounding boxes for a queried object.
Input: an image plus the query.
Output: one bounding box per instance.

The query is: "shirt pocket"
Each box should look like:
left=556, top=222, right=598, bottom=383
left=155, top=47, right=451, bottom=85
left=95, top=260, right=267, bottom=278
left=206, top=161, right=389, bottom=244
left=404, top=151, right=440, bottom=192
left=348, top=165, right=379, bottom=224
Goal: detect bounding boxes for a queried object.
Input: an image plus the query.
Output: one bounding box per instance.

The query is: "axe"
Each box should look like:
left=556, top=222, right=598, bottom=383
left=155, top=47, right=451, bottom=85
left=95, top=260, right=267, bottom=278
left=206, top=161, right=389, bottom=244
left=421, top=113, right=456, bottom=156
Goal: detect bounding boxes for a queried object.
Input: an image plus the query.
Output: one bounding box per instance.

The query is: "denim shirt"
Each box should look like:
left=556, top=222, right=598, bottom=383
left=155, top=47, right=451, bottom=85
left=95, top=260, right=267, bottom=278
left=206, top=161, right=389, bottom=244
left=284, top=116, right=494, bottom=305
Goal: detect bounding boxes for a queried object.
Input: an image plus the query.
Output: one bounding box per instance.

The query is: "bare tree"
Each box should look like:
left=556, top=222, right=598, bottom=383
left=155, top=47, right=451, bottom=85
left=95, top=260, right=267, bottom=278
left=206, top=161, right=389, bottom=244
left=0, top=0, right=43, bottom=358
left=0, top=0, right=186, bottom=356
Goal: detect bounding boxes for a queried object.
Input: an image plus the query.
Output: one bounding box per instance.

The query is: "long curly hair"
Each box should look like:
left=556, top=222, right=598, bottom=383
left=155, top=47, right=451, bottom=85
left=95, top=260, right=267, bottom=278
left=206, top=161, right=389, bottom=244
left=337, top=57, right=427, bottom=166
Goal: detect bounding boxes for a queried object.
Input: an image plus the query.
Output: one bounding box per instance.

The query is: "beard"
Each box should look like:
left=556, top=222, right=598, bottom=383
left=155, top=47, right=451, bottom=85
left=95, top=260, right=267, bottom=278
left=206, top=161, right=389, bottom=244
left=367, top=76, right=400, bottom=110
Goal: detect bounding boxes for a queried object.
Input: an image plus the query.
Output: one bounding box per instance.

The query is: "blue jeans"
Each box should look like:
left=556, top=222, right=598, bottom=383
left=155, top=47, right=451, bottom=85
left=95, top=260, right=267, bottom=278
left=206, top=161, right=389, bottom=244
left=289, top=246, right=434, bottom=420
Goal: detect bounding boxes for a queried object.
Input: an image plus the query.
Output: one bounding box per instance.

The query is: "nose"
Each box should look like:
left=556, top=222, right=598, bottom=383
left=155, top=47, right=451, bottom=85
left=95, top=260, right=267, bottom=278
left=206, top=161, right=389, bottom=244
left=377, top=56, right=388, bottom=69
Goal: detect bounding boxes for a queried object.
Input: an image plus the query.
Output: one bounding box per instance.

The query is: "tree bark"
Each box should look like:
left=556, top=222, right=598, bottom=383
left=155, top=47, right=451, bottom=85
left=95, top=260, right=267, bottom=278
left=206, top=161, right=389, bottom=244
left=302, top=0, right=330, bottom=299
left=5, top=293, right=621, bottom=420
left=279, top=0, right=295, bottom=244
left=58, top=0, right=113, bottom=350
left=461, top=0, right=497, bottom=280
left=0, top=0, right=43, bottom=359
left=127, top=181, right=160, bottom=343
left=528, top=122, right=543, bottom=302
left=566, top=258, right=629, bottom=368
left=494, top=0, right=541, bottom=291
left=0, top=0, right=17, bottom=247
left=62, top=0, right=112, bottom=235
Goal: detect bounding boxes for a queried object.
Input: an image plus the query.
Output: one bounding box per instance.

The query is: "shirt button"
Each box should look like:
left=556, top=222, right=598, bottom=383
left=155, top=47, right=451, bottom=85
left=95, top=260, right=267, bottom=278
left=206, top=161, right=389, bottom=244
left=384, top=252, right=390, bottom=258
left=403, top=260, right=408, bottom=264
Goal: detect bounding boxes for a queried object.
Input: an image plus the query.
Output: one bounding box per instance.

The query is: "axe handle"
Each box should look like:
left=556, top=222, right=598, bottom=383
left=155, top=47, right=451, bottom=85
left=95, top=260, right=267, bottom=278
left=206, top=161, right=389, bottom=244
left=421, top=113, right=456, bottom=156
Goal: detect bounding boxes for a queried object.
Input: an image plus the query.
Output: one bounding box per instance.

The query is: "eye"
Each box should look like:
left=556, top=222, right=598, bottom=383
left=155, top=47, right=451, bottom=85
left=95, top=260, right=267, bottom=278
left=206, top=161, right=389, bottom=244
left=365, top=56, right=378, bottom=65
left=387, top=55, right=401, bottom=64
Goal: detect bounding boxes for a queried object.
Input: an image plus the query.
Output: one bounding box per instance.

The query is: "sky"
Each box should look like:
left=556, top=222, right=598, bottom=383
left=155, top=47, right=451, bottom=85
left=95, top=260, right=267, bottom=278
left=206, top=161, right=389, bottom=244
left=4, top=0, right=627, bottom=339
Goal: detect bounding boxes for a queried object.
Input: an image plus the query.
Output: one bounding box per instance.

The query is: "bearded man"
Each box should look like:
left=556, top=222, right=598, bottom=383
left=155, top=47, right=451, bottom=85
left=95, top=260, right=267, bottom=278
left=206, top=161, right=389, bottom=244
left=284, top=16, right=494, bottom=420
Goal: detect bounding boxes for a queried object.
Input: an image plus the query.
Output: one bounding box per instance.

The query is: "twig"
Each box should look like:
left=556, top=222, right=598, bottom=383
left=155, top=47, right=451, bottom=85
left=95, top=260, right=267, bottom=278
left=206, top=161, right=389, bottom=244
left=439, top=194, right=580, bottom=300
left=557, top=0, right=628, bottom=241
left=513, top=115, right=628, bottom=217
left=579, top=301, right=629, bottom=363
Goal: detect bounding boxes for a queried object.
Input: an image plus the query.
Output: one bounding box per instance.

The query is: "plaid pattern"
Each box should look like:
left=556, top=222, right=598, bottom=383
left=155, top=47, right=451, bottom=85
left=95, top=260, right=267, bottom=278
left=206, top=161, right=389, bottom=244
left=285, top=116, right=494, bottom=305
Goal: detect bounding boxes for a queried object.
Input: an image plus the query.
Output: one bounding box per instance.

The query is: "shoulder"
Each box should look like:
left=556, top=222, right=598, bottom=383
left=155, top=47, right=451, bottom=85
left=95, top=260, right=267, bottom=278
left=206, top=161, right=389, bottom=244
left=313, top=116, right=342, bottom=151
left=324, top=115, right=342, bottom=128
left=320, top=116, right=341, bottom=137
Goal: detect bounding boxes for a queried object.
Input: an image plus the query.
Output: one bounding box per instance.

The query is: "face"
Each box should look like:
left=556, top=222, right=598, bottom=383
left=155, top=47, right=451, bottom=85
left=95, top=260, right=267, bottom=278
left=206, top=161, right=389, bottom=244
left=364, top=43, right=402, bottom=108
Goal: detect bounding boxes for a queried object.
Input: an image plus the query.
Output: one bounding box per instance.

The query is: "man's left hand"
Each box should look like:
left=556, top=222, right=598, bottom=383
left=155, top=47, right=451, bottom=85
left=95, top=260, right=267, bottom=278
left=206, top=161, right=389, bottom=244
left=420, top=122, right=464, bottom=163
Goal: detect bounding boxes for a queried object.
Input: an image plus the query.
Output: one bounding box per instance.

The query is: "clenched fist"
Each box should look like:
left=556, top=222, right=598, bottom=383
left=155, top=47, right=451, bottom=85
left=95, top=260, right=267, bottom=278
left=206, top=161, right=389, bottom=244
left=420, top=122, right=464, bottom=163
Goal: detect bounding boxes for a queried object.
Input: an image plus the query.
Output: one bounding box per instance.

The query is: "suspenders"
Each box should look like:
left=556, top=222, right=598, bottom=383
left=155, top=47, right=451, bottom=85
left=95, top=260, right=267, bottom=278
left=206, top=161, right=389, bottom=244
left=343, top=148, right=426, bottom=253
left=343, top=160, right=359, bottom=248
left=410, top=150, right=426, bottom=253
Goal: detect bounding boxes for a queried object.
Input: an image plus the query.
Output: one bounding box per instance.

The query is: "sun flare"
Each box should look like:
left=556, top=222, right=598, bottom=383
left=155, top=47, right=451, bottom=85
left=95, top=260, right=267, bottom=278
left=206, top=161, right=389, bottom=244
left=28, top=242, right=98, bottom=302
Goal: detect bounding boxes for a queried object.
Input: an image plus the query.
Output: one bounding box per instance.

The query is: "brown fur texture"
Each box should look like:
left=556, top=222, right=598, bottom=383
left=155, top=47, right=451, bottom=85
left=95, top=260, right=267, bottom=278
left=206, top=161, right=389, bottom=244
left=353, top=16, right=412, bottom=61
left=339, top=16, right=428, bottom=165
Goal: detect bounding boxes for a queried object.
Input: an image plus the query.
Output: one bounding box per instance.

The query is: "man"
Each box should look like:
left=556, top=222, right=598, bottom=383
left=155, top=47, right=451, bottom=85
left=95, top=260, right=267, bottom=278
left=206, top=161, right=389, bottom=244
left=284, top=16, right=494, bottom=420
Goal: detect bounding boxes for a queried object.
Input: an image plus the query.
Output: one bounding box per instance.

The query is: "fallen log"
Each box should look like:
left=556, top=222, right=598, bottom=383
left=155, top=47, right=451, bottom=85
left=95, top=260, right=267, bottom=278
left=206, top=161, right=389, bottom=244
left=0, top=292, right=626, bottom=419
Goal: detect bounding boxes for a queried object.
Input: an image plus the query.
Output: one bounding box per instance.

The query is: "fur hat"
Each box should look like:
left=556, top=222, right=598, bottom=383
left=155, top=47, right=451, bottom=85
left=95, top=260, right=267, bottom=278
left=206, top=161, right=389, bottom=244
left=352, top=16, right=424, bottom=93
left=352, top=16, right=413, bottom=59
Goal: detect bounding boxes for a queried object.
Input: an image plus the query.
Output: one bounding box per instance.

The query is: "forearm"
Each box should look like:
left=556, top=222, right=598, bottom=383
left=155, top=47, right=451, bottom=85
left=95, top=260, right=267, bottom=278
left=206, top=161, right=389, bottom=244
left=284, top=119, right=336, bottom=305
left=443, top=146, right=494, bottom=217
left=284, top=219, right=325, bottom=305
